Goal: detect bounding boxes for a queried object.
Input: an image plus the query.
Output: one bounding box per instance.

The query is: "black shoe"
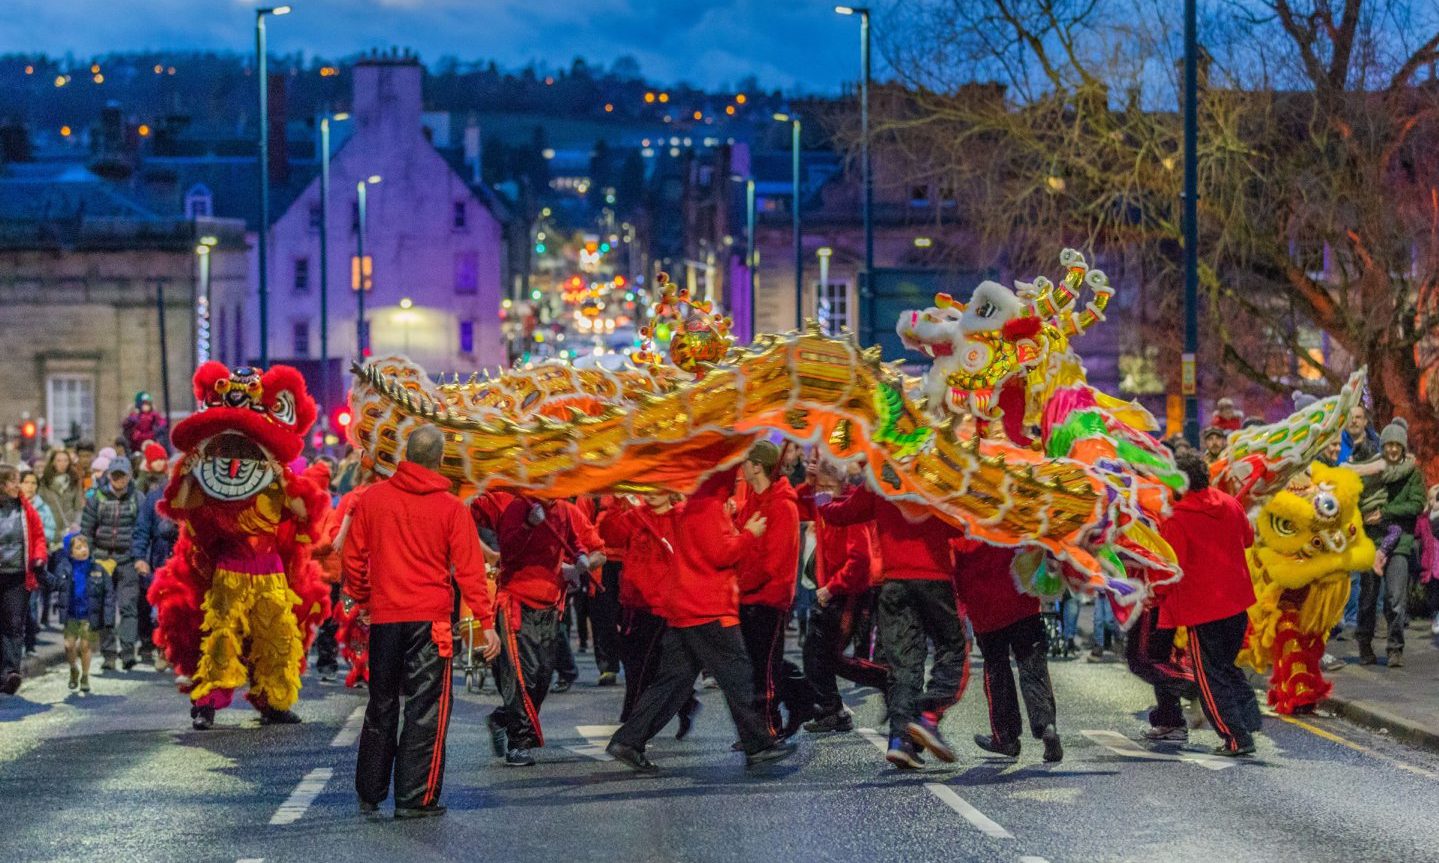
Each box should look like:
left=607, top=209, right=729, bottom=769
left=190, top=705, right=215, bottom=730
left=101, top=656, right=116, bottom=672
left=1358, top=643, right=1377, bottom=665
left=1040, top=725, right=1064, bottom=763
left=973, top=733, right=1020, bottom=757
left=486, top=715, right=509, bottom=758
left=505, top=748, right=536, bottom=767
left=745, top=741, right=797, bottom=766
left=1387, top=650, right=1405, bottom=668
left=358, top=800, right=383, bottom=819
left=606, top=741, right=659, bottom=774
left=731, top=740, right=745, bottom=752
left=394, top=804, right=447, bottom=820
left=676, top=698, right=703, bottom=741
left=122, top=659, right=137, bottom=671
left=803, top=710, right=855, bottom=734
left=597, top=671, right=619, bottom=687
left=906, top=713, right=957, bottom=763
left=552, top=676, right=575, bottom=693
left=885, top=735, right=925, bottom=769
left=1213, top=741, right=1256, bottom=757
left=260, top=708, right=302, bottom=725
left=1, top=673, right=20, bottom=695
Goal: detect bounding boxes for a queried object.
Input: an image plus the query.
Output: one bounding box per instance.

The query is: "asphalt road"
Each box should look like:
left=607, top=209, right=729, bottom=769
left=2, top=641, right=1437, bottom=863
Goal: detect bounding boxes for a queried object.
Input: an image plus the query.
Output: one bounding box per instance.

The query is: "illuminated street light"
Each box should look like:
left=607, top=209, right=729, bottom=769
left=255, top=4, right=292, bottom=366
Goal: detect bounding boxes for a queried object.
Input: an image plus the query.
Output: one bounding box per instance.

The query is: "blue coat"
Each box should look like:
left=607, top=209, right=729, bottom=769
left=130, top=486, right=178, bottom=571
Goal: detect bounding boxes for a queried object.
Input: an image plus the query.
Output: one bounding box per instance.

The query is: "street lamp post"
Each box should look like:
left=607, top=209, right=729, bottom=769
left=355, top=175, right=380, bottom=359
left=1182, top=0, right=1200, bottom=444
left=835, top=5, right=872, bottom=343
left=745, top=178, right=756, bottom=341
left=816, top=246, right=833, bottom=334
left=775, top=113, right=804, bottom=329
left=255, top=4, right=291, bottom=368
left=319, top=111, right=348, bottom=408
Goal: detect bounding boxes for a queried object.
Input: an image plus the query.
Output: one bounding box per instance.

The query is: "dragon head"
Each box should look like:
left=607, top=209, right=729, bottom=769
left=170, top=362, right=316, bottom=502
left=1253, top=462, right=1375, bottom=590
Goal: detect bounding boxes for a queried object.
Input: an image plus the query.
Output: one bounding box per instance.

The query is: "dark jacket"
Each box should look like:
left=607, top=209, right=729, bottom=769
left=80, top=484, right=140, bottom=562
left=1364, top=458, right=1426, bottom=559
left=131, top=486, right=179, bottom=571
left=51, top=534, right=114, bottom=627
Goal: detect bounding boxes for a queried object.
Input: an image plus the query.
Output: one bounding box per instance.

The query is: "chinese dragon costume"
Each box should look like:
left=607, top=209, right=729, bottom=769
left=147, top=362, right=331, bottom=729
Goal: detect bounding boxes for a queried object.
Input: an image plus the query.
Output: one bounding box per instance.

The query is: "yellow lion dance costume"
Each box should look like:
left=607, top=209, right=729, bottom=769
left=1238, top=462, right=1374, bottom=714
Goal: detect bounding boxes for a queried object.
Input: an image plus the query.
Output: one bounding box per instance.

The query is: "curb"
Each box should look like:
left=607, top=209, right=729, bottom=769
left=1320, top=694, right=1439, bottom=755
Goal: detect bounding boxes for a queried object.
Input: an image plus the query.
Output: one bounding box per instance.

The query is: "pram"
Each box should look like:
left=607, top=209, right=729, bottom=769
left=455, top=617, right=490, bottom=694
left=1043, top=597, right=1077, bottom=660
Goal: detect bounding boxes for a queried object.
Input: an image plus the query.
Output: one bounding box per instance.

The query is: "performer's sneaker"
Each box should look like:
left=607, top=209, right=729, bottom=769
left=190, top=705, right=215, bottom=731
left=1142, top=725, right=1188, bottom=743
left=1040, top=725, right=1064, bottom=763
left=1320, top=653, right=1346, bottom=672
left=597, top=671, right=619, bottom=687
left=676, top=697, right=703, bottom=740
left=885, top=736, right=925, bottom=770
left=906, top=712, right=957, bottom=763
left=505, top=748, right=536, bottom=767
left=553, top=676, right=576, bottom=693
left=973, top=734, right=1020, bottom=758
left=1213, top=740, right=1256, bottom=757
left=394, top=804, right=447, bottom=820
left=745, top=741, right=797, bottom=767
left=358, top=800, right=383, bottom=820
left=803, top=710, right=854, bottom=734
left=486, top=715, right=509, bottom=757
left=1387, top=650, right=1405, bottom=668
left=606, top=741, right=659, bottom=774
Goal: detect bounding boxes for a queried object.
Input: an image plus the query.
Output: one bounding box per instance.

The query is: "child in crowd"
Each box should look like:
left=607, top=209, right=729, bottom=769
left=55, top=533, right=113, bottom=692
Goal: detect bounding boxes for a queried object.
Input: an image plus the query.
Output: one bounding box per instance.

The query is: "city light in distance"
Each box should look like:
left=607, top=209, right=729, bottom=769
left=913, top=237, right=933, bottom=248
left=93, top=74, right=104, bottom=84
left=399, top=297, right=413, bottom=310
left=59, top=125, right=71, bottom=137
left=725, top=106, right=735, bottom=116
left=604, top=103, right=614, bottom=112
left=658, top=92, right=669, bottom=103
left=24, top=65, right=33, bottom=75
left=137, top=124, right=151, bottom=137
left=736, top=94, right=747, bottom=104
left=644, top=92, right=655, bottom=103
left=154, top=65, right=163, bottom=74
left=90, top=64, right=100, bottom=74
left=54, top=75, right=66, bottom=87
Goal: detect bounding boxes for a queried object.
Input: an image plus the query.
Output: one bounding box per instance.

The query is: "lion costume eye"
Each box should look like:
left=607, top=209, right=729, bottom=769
left=1269, top=515, right=1296, bottom=537
left=271, top=391, right=297, bottom=425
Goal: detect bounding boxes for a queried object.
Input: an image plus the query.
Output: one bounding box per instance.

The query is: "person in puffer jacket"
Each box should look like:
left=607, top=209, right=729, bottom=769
left=0, top=464, right=49, bottom=694
left=80, top=457, right=141, bottom=670
left=55, top=532, right=114, bottom=693
left=131, top=471, right=179, bottom=669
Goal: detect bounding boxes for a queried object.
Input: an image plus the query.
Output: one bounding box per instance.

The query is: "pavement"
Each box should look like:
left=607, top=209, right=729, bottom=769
left=6, top=630, right=1439, bottom=863
left=1321, top=617, right=1439, bottom=752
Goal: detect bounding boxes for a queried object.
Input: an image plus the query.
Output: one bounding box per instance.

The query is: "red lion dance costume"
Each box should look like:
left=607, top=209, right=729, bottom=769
left=147, top=363, right=331, bottom=730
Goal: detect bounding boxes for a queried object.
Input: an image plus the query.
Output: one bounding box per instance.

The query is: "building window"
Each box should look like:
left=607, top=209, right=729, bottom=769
left=184, top=183, right=213, bottom=219
left=459, top=319, right=475, bottom=354
left=350, top=255, right=373, bottom=291
left=292, top=320, right=310, bottom=357
left=454, top=251, right=478, bottom=295
left=817, top=282, right=850, bottom=335
left=293, top=257, right=310, bottom=294
left=46, top=374, right=94, bottom=446
left=453, top=201, right=467, bottom=229
left=308, top=204, right=322, bottom=232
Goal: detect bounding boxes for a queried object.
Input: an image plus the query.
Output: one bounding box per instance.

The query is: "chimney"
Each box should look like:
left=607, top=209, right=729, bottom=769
left=268, top=72, right=289, bottom=184
left=353, top=49, right=423, bottom=150
left=464, top=113, right=482, bottom=184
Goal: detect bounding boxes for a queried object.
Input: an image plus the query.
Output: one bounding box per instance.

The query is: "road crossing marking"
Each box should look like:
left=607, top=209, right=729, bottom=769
left=568, top=724, right=622, bottom=761
left=858, top=728, right=1015, bottom=841
left=269, top=767, right=333, bottom=825
left=925, top=783, right=1014, bottom=838
left=330, top=706, right=365, bottom=748
left=1081, top=730, right=1235, bottom=771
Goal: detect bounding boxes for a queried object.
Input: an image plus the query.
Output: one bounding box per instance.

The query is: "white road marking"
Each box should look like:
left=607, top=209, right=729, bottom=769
left=269, top=767, right=334, bottom=825
left=926, top=783, right=1014, bottom=839
left=330, top=706, right=365, bottom=748
left=1082, top=730, right=1235, bottom=771
left=236, top=859, right=265, bottom=863
left=1019, top=857, right=1052, bottom=863
left=568, top=724, right=623, bottom=761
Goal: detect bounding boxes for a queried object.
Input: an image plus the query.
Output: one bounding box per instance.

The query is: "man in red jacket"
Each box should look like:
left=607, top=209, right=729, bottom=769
left=795, top=459, right=887, bottom=733
left=953, top=541, right=1062, bottom=763
left=488, top=493, right=601, bottom=767
left=736, top=441, right=816, bottom=738
left=607, top=467, right=796, bottom=772
left=343, top=426, right=499, bottom=819
left=1154, top=452, right=1261, bottom=756
left=821, top=484, right=968, bottom=768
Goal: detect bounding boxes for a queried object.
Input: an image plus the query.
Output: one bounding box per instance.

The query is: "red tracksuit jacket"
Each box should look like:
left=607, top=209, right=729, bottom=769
left=597, top=498, right=676, bottom=612
left=797, top=483, right=879, bottom=597
left=660, top=468, right=752, bottom=628
left=341, top=462, right=493, bottom=629
left=1155, top=487, right=1256, bottom=628
left=819, top=485, right=960, bottom=581
left=736, top=475, right=800, bottom=609
left=951, top=540, right=1036, bottom=635
left=495, top=497, right=599, bottom=611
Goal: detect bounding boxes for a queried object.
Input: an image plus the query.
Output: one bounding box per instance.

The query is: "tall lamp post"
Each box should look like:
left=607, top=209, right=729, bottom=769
left=319, top=111, right=348, bottom=407
left=745, top=178, right=756, bottom=340
left=1182, top=0, right=1200, bottom=444
left=835, top=5, right=871, bottom=343
left=255, top=4, right=291, bottom=368
left=774, top=112, right=804, bottom=329
left=355, top=175, right=381, bottom=359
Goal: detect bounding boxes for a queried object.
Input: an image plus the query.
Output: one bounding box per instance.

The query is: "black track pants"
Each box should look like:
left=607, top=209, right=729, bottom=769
left=1189, top=611, right=1262, bottom=750
left=802, top=593, right=889, bottom=716
left=877, top=578, right=970, bottom=737
left=589, top=563, right=623, bottom=674
left=490, top=604, right=559, bottom=749
left=355, top=621, right=454, bottom=810
left=1125, top=606, right=1198, bottom=728
left=975, top=614, right=1057, bottom=745
left=619, top=607, right=666, bottom=722
left=740, top=603, right=817, bottom=735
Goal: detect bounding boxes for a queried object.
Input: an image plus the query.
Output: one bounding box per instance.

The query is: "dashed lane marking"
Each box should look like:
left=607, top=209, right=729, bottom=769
left=330, top=706, right=365, bottom=748
left=1082, top=730, right=1235, bottom=771
left=858, top=728, right=1015, bottom=841
left=925, top=783, right=1014, bottom=839
left=236, top=859, right=265, bottom=862
left=1276, top=713, right=1438, bottom=781
left=269, top=767, right=333, bottom=825
left=567, top=724, right=622, bottom=761
left=1019, top=857, right=1052, bottom=863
